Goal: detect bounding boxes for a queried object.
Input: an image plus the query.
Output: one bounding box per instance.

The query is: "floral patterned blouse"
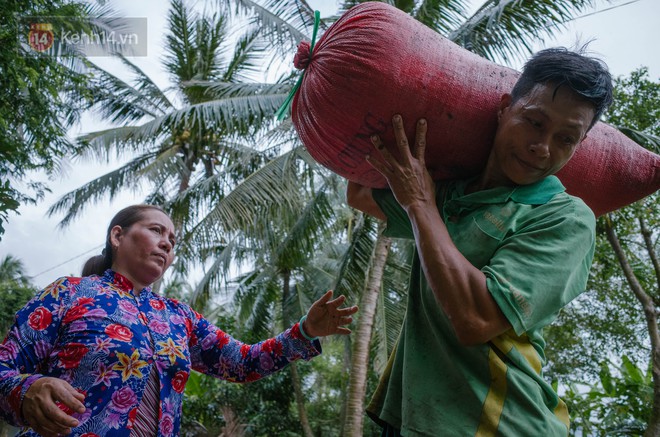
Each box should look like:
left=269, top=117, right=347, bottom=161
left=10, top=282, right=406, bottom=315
left=0, top=270, right=321, bottom=436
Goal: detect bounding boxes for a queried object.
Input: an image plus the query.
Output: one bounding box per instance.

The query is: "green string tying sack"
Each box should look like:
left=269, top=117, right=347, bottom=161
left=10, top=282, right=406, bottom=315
left=275, top=10, right=321, bottom=121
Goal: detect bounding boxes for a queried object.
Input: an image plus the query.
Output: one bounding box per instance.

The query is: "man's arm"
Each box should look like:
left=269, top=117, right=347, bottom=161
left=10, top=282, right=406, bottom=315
left=368, top=115, right=511, bottom=345
left=346, top=181, right=386, bottom=221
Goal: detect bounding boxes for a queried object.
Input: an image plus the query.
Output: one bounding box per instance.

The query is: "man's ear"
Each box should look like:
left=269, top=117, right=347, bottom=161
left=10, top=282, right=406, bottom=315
left=498, top=93, right=512, bottom=120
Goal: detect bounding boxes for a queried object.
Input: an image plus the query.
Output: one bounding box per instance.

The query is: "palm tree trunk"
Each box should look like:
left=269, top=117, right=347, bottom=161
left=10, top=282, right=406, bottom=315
left=281, top=269, right=314, bottom=437
left=604, top=216, right=660, bottom=436
left=343, top=222, right=391, bottom=437
left=290, top=361, right=315, bottom=437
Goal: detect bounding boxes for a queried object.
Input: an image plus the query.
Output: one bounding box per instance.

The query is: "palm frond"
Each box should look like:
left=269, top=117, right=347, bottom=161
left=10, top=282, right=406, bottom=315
left=185, top=80, right=291, bottom=101
left=47, top=152, right=158, bottom=226
left=618, top=127, right=660, bottom=154
left=87, top=62, right=168, bottom=123
left=140, top=93, right=286, bottom=138
left=223, top=0, right=316, bottom=47
left=164, top=0, right=199, bottom=82
left=449, top=0, right=600, bottom=65
left=272, top=187, right=335, bottom=268
left=413, top=0, right=467, bottom=32
left=116, top=54, right=175, bottom=112
left=76, top=126, right=163, bottom=161
left=372, top=240, right=413, bottom=373
left=332, top=214, right=379, bottom=305
left=232, top=268, right=280, bottom=335
left=193, top=12, right=228, bottom=82
left=222, top=27, right=270, bottom=83
left=187, top=148, right=304, bottom=246
left=189, top=239, right=238, bottom=310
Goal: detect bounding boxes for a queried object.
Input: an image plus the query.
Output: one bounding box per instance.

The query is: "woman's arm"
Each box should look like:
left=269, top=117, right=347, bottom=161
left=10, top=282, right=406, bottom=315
left=0, top=278, right=85, bottom=435
left=188, top=291, right=357, bottom=382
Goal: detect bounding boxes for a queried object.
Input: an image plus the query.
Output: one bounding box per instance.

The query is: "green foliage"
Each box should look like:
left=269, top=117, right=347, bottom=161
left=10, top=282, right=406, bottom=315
left=180, top=313, right=362, bottom=436
left=565, top=355, right=652, bottom=436
left=182, top=368, right=301, bottom=436
left=180, top=311, right=301, bottom=436
left=0, top=0, right=107, bottom=238
left=607, top=68, right=660, bottom=139
left=0, top=255, right=37, bottom=339
left=544, top=68, right=660, bottom=433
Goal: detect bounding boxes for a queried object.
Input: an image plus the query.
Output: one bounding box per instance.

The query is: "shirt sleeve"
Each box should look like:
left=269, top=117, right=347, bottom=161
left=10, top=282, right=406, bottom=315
left=187, top=306, right=321, bottom=383
left=483, top=196, right=596, bottom=335
left=0, top=277, right=70, bottom=426
left=372, top=183, right=448, bottom=240
left=372, top=189, right=414, bottom=239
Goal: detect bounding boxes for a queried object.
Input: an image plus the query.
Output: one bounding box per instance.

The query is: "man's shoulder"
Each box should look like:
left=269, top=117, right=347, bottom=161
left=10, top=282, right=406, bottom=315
left=546, top=190, right=596, bottom=221
left=519, top=190, right=597, bottom=242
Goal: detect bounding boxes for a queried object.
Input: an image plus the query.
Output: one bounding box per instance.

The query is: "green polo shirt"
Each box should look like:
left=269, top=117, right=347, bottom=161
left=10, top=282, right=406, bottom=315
left=366, top=175, right=596, bottom=437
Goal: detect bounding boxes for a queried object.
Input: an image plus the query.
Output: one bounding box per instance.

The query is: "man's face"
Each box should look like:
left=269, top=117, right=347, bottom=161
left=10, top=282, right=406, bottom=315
left=487, top=82, right=596, bottom=187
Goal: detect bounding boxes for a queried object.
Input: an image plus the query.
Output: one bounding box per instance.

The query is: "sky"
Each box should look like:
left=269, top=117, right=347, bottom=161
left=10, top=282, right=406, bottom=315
left=1, top=0, right=659, bottom=288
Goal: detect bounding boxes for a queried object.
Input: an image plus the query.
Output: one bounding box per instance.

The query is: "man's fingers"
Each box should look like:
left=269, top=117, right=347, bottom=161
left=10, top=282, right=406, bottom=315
left=365, top=153, right=391, bottom=176
left=369, top=135, right=397, bottom=168
left=391, top=114, right=410, bottom=154
left=414, top=118, right=427, bottom=161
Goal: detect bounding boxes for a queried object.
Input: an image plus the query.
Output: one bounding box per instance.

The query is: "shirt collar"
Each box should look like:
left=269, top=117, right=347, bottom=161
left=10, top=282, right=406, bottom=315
left=452, top=175, right=565, bottom=206
left=102, top=269, right=152, bottom=294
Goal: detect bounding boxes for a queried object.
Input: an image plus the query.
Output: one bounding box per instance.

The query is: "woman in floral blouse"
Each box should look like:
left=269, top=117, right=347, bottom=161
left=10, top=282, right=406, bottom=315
left=0, top=204, right=358, bottom=437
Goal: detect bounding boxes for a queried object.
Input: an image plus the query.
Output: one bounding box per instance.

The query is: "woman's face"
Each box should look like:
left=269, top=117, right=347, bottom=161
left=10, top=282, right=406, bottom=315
left=110, top=209, right=176, bottom=289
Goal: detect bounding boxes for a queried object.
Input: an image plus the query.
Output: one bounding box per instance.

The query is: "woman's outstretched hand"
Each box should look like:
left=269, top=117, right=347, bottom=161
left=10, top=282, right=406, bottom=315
left=22, top=376, right=86, bottom=437
left=303, top=291, right=359, bottom=338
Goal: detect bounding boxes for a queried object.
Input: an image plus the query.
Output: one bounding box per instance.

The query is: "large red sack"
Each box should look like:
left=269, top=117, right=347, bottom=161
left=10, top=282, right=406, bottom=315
left=291, top=2, right=660, bottom=217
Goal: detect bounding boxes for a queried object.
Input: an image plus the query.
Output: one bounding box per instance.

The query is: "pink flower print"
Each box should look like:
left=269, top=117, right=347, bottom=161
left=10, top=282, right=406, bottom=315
left=95, top=337, right=112, bottom=354
left=148, top=318, right=170, bottom=335
left=259, top=353, right=274, bottom=371
left=169, top=314, right=185, bottom=325
left=85, top=308, right=109, bottom=320
left=155, top=358, right=168, bottom=374
left=161, top=414, right=174, bottom=436
left=110, top=386, right=137, bottom=413
left=0, top=341, right=19, bottom=361
left=72, top=407, right=91, bottom=423
left=34, top=340, right=51, bottom=360
left=69, top=320, right=88, bottom=333
left=118, top=300, right=138, bottom=315
left=104, top=411, right=122, bottom=429
left=92, top=362, right=117, bottom=387
left=201, top=332, right=216, bottom=350
left=163, top=397, right=176, bottom=415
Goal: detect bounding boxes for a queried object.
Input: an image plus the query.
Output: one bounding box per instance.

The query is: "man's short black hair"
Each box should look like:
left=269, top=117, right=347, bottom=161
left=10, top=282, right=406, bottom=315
left=511, top=47, right=613, bottom=130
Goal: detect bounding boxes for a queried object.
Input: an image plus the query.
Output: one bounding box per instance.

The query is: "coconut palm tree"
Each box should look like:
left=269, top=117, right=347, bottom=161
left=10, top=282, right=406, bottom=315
left=47, top=0, right=289, bottom=235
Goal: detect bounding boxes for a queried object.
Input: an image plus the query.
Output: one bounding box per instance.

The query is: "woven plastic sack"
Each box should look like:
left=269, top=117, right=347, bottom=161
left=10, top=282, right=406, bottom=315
left=290, top=2, right=660, bottom=217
